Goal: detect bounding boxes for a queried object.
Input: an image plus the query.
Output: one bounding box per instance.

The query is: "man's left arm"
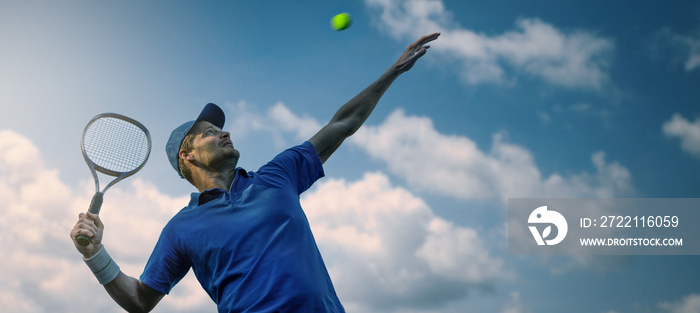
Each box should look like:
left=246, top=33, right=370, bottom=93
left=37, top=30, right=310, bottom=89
left=309, top=33, right=440, bottom=164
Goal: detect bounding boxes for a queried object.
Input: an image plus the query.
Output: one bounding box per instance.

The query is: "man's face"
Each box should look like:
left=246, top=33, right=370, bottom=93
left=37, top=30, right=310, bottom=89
left=187, top=121, right=239, bottom=171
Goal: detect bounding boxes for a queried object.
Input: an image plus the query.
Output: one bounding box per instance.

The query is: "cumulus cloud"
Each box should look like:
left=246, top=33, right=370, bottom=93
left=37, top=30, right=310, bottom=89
left=500, top=292, right=530, bottom=313
left=659, top=293, right=700, bottom=313
left=352, top=109, right=635, bottom=201
left=224, top=101, right=324, bottom=150
left=663, top=114, right=700, bottom=160
left=0, top=129, right=215, bottom=313
left=364, top=0, right=614, bottom=90
left=267, top=102, right=324, bottom=139
left=680, top=36, right=700, bottom=71
left=347, top=109, right=637, bottom=273
left=224, top=102, right=635, bottom=202
left=302, top=172, right=510, bottom=311
left=654, top=27, right=700, bottom=71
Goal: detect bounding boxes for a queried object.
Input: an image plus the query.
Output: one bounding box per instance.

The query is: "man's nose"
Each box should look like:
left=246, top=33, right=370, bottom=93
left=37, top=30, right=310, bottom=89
left=221, top=131, right=230, bottom=139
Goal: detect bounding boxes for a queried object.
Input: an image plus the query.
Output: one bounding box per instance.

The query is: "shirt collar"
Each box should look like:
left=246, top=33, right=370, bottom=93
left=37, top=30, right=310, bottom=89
left=188, top=167, right=250, bottom=206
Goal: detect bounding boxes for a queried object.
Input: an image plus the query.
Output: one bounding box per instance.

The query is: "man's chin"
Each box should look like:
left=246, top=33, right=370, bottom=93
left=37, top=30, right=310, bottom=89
left=226, top=152, right=240, bottom=166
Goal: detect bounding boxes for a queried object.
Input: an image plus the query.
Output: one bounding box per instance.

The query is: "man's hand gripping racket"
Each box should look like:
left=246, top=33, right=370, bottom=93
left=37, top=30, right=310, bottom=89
left=71, top=113, right=151, bottom=250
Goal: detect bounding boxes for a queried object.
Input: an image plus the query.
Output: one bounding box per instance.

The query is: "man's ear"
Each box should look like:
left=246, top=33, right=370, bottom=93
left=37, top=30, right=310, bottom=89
left=179, top=149, right=194, bottom=161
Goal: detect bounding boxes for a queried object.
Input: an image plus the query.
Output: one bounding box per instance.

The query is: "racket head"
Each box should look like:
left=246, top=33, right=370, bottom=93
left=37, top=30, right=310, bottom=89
left=81, top=113, right=152, bottom=178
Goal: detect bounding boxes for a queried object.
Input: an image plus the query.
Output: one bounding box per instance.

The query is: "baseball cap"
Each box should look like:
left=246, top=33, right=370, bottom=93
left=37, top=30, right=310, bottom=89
left=166, top=103, right=225, bottom=178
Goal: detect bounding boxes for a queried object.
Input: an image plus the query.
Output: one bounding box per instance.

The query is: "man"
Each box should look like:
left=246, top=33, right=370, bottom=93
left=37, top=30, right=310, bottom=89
left=70, top=32, right=440, bottom=313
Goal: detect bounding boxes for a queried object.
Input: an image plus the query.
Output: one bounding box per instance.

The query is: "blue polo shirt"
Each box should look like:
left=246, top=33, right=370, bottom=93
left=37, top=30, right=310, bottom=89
left=140, top=141, right=344, bottom=313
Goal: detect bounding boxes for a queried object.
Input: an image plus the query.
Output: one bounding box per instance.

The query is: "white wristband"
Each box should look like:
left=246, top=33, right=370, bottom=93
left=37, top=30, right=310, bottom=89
left=84, top=246, right=120, bottom=285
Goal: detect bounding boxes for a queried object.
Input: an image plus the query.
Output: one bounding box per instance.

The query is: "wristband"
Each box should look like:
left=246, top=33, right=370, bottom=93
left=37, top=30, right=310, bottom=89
left=84, top=246, right=120, bottom=285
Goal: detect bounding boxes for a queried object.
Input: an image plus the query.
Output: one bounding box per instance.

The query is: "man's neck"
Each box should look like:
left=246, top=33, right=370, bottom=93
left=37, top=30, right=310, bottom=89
left=193, top=167, right=237, bottom=193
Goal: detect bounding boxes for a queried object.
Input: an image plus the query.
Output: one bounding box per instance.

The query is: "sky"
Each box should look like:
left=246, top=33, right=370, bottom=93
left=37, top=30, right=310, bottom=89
left=1, top=0, right=700, bottom=312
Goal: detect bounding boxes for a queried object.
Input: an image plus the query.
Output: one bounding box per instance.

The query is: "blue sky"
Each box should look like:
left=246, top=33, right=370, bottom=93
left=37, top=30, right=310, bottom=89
left=1, top=1, right=700, bottom=312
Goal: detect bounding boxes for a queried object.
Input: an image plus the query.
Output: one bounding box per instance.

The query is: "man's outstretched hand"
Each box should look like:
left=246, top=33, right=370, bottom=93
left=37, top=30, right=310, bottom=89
left=391, top=32, right=440, bottom=74
left=309, top=32, right=440, bottom=164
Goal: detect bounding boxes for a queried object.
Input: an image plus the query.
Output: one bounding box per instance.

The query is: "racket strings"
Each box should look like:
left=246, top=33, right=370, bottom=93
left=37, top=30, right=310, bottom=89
left=83, top=117, right=150, bottom=174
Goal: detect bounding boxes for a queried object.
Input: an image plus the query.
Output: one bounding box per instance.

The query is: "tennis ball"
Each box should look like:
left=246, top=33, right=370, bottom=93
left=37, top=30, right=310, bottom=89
left=331, top=13, right=352, bottom=31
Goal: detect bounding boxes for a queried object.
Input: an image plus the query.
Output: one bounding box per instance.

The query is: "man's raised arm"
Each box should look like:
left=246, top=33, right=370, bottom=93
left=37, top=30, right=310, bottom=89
left=309, top=32, right=440, bottom=163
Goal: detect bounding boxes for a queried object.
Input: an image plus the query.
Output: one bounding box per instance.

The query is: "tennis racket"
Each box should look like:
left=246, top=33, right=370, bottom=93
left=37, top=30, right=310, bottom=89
left=76, top=113, right=152, bottom=247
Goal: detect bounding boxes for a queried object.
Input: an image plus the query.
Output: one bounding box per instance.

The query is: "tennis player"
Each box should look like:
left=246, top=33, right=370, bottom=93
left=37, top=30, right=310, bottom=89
left=70, top=32, right=439, bottom=313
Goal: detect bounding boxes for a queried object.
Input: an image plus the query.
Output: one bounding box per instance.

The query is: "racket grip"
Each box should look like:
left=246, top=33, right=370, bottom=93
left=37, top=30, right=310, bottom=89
left=87, top=192, right=104, bottom=214
left=77, top=192, right=104, bottom=247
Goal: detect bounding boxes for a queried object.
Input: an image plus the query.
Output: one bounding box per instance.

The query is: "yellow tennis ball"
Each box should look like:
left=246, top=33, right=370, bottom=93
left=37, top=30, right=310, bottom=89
left=331, top=13, right=352, bottom=31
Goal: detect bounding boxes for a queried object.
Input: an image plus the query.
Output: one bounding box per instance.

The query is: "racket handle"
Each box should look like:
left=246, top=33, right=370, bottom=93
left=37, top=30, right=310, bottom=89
left=87, top=192, right=104, bottom=214
left=77, top=192, right=104, bottom=247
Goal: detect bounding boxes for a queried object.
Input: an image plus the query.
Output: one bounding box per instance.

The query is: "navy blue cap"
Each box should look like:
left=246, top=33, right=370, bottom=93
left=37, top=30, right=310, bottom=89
left=166, top=103, right=225, bottom=178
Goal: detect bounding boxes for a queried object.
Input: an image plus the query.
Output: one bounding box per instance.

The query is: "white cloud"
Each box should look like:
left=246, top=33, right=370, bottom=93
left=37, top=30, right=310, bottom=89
left=659, top=293, right=700, bottom=313
left=225, top=102, right=635, bottom=203
left=302, top=172, right=510, bottom=311
left=0, top=129, right=215, bottom=313
left=224, top=100, right=271, bottom=140
left=656, top=27, right=700, bottom=71
left=224, top=101, right=323, bottom=149
left=663, top=114, right=700, bottom=160
left=267, top=102, right=324, bottom=140
left=364, top=0, right=614, bottom=90
left=500, top=292, right=530, bottom=313
left=685, top=38, right=700, bottom=71
left=352, top=109, right=635, bottom=201
left=685, top=37, right=700, bottom=71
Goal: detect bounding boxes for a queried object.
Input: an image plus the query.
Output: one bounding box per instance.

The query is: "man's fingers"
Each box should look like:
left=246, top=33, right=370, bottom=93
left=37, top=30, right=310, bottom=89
left=75, top=220, right=97, bottom=235
left=70, top=226, right=95, bottom=241
left=407, top=33, right=437, bottom=55
left=408, top=48, right=425, bottom=60
left=392, top=32, right=439, bottom=73
left=72, top=212, right=100, bottom=239
left=416, top=32, right=440, bottom=46
left=72, top=227, right=95, bottom=239
left=413, top=45, right=430, bottom=58
left=86, top=212, right=103, bottom=228
left=78, top=215, right=97, bottom=228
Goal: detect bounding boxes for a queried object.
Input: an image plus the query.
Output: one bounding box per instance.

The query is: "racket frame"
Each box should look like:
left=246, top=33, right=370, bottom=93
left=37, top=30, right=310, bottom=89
left=77, top=113, right=151, bottom=246
left=81, top=113, right=152, bottom=193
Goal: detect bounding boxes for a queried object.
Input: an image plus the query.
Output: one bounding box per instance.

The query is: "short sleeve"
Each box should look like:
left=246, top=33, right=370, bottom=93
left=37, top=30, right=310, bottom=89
left=257, top=141, right=325, bottom=194
left=140, top=228, right=190, bottom=295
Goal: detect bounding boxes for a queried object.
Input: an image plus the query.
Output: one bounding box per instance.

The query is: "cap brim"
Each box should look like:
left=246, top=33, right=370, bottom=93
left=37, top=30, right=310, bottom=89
left=195, top=103, right=225, bottom=129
